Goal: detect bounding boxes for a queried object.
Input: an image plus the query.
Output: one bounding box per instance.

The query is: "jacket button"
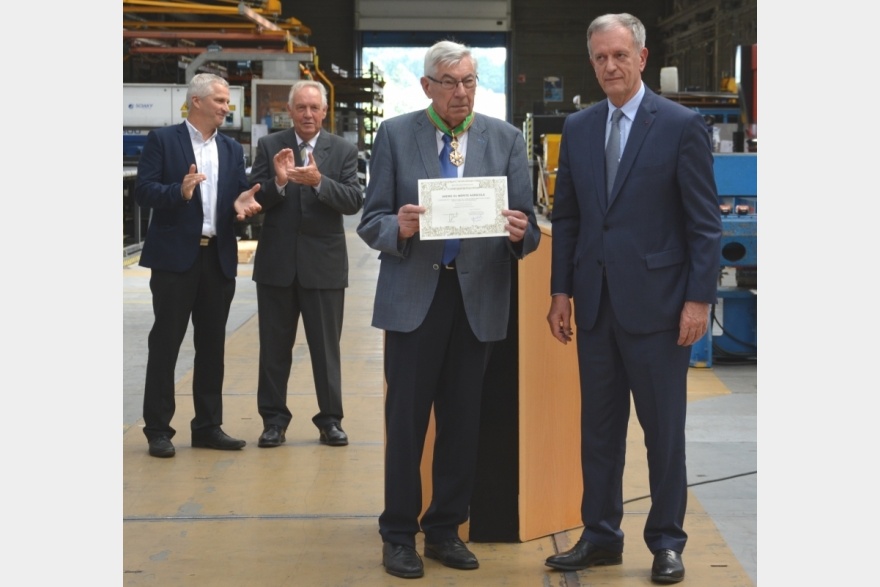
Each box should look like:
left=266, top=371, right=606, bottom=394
left=432, top=263, right=440, bottom=271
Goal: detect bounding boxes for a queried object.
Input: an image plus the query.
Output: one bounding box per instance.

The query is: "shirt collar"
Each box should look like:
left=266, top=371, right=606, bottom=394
left=184, top=119, right=217, bottom=142
left=607, top=81, right=645, bottom=123
left=296, top=131, right=320, bottom=148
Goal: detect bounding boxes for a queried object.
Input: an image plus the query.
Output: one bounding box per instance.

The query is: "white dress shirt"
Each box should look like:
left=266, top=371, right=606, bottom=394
left=185, top=119, right=220, bottom=237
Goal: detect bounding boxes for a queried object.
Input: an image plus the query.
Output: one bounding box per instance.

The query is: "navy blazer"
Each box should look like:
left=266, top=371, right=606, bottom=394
left=135, top=122, right=249, bottom=280
left=550, top=87, right=722, bottom=334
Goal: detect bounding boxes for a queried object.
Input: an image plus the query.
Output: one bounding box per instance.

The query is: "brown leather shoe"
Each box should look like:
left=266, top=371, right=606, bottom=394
left=545, top=539, right=622, bottom=571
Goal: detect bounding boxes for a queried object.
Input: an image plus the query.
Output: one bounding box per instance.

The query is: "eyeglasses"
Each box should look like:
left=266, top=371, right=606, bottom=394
left=426, top=75, right=479, bottom=90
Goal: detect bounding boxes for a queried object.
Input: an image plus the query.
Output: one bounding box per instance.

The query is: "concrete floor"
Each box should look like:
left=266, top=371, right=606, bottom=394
left=122, top=213, right=757, bottom=586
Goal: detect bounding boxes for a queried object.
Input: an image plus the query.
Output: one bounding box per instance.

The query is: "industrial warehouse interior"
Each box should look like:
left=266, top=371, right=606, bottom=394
left=10, top=2, right=876, bottom=586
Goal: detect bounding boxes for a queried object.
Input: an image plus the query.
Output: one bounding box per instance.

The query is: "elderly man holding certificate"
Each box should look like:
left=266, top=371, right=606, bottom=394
left=357, top=40, right=540, bottom=579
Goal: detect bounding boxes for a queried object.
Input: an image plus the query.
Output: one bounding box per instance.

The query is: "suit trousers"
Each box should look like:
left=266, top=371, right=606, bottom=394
left=142, top=242, right=236, bottom=440
left=379, top=268, right=493, bottom=548
left=576, top=279, right=690, bottom=554
left=256, top=277, right=345, bottom=430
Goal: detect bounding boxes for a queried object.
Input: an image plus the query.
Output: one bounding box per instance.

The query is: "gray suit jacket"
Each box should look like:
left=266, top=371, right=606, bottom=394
left=250, top=128, right=363, bottom=289
left=357, top=110, right=540, bottom=342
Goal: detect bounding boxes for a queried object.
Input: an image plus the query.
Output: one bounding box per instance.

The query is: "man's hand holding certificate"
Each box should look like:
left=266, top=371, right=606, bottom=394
left=418, top=176, right=509, bottom=239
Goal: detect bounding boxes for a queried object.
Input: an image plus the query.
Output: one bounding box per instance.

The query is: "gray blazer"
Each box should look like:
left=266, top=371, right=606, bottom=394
left=250, top=128, right=363, bottom=289
left=357, top=110, right=540, bottom=342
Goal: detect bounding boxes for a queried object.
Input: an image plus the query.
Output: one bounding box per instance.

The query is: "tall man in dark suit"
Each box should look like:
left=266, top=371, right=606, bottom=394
left=249, top=80, right=363, bottom=448
left=136, top=73, right=262, bottom=458
left=358, top=40, right=540, bottom=579
left=544, top=14, right=722, bottom=584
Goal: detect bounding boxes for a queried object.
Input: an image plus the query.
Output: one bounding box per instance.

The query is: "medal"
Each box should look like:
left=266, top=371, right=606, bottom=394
left=426, top=106, right=475, bottom=169
left=449, top=137, right=464, bottom=166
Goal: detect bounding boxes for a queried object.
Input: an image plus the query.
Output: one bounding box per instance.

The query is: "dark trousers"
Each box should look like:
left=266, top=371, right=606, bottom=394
left=379, top=269, right=493, bottom=548
left=142, top=243, right=236, bottom=440
left=256, top=278, right=345, bottom=430
left=576, top=280, right=690, bottom=554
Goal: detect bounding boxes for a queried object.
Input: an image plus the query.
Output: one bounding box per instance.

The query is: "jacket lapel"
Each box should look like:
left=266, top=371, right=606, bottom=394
left=216, top=132, right=233, bottom=205
left=176, top=122, right=200, bottom=202
left=415, top=113, right=441, bottom=178
left=313, top=131, right=331, bottom=167
left=462, top=115, right=486, bottom=177
left=176, top=122, right=197, bottom=167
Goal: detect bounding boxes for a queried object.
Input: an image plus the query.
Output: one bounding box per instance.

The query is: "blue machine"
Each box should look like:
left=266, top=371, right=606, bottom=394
left=690, top=153, right=757, bottom=368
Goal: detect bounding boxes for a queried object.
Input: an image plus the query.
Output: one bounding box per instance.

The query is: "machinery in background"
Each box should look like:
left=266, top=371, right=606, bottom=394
left=690, top=152, right=757, bottom=367
left=535, top=132, right=561, bottom=218
left=522, top=112, right=568, bottom=216
left=123, top=83, right=246, bottom=164
left=690, top=44, right=757, bottom=367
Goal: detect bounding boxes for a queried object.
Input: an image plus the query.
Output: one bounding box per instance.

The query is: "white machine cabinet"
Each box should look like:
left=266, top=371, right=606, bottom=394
left=123, top=83, right=244, bottom=130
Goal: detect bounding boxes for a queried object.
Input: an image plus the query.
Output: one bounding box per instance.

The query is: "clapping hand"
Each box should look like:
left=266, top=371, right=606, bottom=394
left=235, top=184, right=262, bottom=220
left=288, top=150, right=321, bottom=187
left=272, top=148, right=296, bottom=186
left=181, top=164, right=206, bottom=201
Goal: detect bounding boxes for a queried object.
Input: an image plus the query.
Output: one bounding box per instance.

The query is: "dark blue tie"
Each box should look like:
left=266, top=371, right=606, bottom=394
left=439, top=134, right=460, bottom=264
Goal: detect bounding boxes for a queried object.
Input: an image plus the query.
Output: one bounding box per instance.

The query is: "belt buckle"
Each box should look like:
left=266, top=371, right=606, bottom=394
left=443, top=262, right=456, bottom=270
left=200, top=236, right=212, bottom=246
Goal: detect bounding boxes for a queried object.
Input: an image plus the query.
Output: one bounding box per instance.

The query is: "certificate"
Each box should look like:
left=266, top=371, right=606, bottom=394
left=418, top=176, right=509, bottom=240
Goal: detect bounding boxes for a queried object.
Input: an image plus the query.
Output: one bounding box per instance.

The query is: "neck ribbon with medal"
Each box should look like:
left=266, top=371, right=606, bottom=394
left=426, top=106, right=475, bottom=167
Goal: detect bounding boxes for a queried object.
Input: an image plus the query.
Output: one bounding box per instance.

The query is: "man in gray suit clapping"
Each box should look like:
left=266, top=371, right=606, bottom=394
left=249, top=80, right=363, bottom=449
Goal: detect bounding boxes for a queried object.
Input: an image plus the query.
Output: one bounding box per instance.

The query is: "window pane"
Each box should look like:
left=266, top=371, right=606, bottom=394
left=362, top=46, right=507, bottom=122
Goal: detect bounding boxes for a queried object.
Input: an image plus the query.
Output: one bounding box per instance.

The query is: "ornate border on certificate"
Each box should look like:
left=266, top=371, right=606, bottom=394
left=418, top=176, right=509, bottom=240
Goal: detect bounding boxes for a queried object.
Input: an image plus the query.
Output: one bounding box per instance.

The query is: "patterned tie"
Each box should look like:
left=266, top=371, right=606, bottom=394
left=299, top=141, right=309, bottom=166
left=439, top=134, right=460, bottom=265
left=605, top=109, right=624, bottom=207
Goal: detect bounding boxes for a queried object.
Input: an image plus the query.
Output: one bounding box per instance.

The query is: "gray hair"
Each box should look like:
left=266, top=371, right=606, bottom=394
left=587, top=13, right=646, bottom=58
left=186, top=73, right=229, bottom=109
left=424, top=40, right=478, bottom=78
left=289, top=80, right=328, bottom=108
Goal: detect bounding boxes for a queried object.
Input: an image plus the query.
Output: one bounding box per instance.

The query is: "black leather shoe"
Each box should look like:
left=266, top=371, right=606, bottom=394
left=191, top=428, right=246, bottom=450
left=651, top=549, right=684, bottom=583
left=258, top=425, right=286, bottom=448
left=424, top=537, right=479, bottom=570
left=382, top=542, right=424, bottom=579
left=545, top=539, right=622, bottom=571
left=319, top=423, right=348, bottom=446
left=148, top=436, right=175, bottom=458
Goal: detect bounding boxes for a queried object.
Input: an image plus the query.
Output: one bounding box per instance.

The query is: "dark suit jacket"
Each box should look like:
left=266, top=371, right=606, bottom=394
left=357, top=111, right=541, bottom=342
left=550, top=87, right=722, bottom=334
left=249, top=129, right=363, bottom=289
left=135, top=122, right=248, bottom=279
